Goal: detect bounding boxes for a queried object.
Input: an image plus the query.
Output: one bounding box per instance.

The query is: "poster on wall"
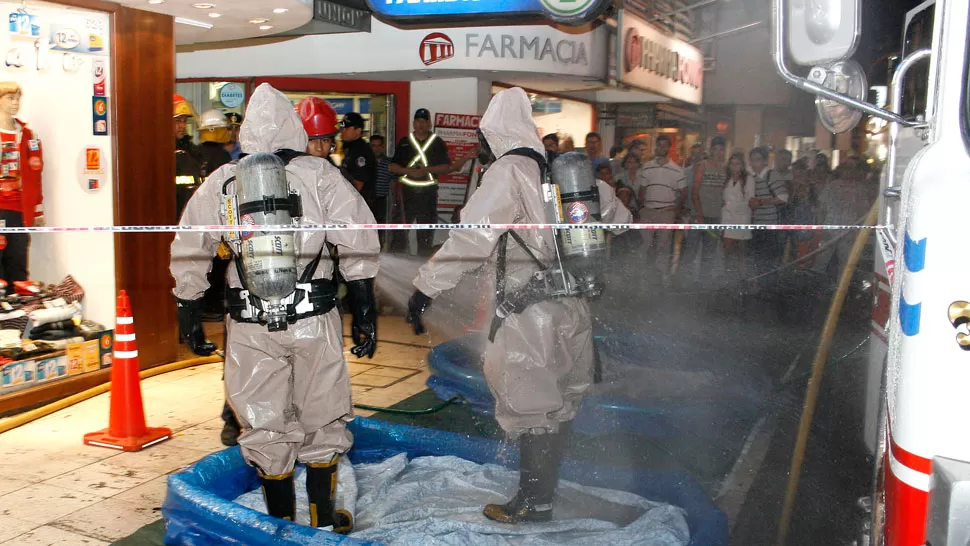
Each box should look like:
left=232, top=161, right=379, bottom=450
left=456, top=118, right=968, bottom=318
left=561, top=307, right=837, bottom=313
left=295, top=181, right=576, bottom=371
left=434, top=112, right=480, bottom=222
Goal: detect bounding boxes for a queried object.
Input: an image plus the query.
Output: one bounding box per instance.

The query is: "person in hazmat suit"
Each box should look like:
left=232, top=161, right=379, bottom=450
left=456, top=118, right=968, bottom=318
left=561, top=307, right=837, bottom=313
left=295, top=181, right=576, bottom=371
left=406, top=87, right=628, bottom=524
left=170, top=83, right=379, bottom=532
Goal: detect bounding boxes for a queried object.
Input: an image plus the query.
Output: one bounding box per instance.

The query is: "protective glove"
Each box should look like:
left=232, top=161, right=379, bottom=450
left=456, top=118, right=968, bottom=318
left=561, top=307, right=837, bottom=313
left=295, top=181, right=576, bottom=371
left=347, top=278, right=377, bottom=359
left=406, top=290, right=432, bottom=335
left=176, top=297, right=216, bottom=356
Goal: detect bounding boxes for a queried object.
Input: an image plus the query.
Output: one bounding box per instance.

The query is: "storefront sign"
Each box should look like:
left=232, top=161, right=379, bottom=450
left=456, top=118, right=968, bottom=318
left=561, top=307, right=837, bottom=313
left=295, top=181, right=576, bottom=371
left=617, top=10, right=703, bottom=105
left=434, top=112, right=480, bottom=221
left=313, top=0, right=370, bottom=31
left=219, top=83, right=244, bottom=108
left=417, top=28, right=602, bottom=75
left=367, top=0, right=607, bottom=26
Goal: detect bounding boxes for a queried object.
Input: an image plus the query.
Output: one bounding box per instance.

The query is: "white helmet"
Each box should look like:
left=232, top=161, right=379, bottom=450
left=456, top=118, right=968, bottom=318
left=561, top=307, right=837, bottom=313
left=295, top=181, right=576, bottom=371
left=198, top=109, right=229, bottom=131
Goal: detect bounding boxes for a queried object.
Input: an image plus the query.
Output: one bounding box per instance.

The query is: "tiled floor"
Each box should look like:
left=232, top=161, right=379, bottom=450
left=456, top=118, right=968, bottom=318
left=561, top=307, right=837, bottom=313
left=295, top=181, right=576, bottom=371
left=0, top=315, right=443, bottom=545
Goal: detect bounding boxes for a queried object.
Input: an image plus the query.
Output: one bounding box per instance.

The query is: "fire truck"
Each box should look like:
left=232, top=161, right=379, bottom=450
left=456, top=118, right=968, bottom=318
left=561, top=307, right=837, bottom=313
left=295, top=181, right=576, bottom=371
left=773, top=0, right=970, bottom=543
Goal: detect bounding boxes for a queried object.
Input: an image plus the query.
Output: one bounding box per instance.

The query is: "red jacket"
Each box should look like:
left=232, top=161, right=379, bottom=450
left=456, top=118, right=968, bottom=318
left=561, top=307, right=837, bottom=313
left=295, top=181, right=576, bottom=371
left=14, top=120, right=43, bottom=227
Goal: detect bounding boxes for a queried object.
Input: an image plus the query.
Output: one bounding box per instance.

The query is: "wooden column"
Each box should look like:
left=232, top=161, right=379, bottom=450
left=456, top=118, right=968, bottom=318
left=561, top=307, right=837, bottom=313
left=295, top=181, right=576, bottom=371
left=113, top=6, right=178, bottom=367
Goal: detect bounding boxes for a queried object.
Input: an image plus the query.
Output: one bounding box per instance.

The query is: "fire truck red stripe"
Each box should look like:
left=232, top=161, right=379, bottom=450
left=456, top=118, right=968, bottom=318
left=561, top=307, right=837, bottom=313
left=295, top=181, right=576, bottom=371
left=885, top=454, right=929, bottom=546
left=889, top=433, right=933, bottom=475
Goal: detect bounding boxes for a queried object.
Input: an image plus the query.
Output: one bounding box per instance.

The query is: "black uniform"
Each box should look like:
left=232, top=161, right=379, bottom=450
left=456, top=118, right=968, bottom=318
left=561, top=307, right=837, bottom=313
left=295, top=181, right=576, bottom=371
left=175, top=136, right=204, bottom=220
left=391, top=133, right=451, bottom=256
left=198, top=141, right=232, bottom=178
left=341, top=137, right=377, bottom=203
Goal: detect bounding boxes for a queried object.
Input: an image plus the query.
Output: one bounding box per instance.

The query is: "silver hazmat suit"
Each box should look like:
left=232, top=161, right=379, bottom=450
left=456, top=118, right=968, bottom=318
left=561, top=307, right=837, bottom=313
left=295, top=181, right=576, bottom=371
left=170, top=83, right=379, bottom=476
left=413, top=88, right=628, bottom=437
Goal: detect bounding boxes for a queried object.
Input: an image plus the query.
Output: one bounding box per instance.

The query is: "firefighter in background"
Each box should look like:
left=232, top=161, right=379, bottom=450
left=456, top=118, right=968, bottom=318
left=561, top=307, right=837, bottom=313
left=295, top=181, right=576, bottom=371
left=388, top=108, right=452, bottom=256
left=197, top=109, right=233, bottom=176
left=174, top=94, right=204, bottom=220
left=406, top=88, right=624, bottom=524
left=225, top=112, right=243, bottom=160
left=297, top=97, right=339, bottom=165
left=0, top=82, right=42, bottom=283
left=170, top=83, right=379, bottom=530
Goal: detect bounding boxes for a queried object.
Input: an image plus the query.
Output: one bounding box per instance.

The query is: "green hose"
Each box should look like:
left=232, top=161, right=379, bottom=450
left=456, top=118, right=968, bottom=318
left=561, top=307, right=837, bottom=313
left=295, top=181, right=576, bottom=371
left=354, top=395, right=466, bottom=415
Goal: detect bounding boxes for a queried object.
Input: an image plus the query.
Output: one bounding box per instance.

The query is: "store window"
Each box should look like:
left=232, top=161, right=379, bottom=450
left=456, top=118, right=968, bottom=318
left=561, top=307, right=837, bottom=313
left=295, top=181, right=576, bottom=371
left=1, top=1, right=115, bottom=393
left=174, top=81, right=248, bottom=139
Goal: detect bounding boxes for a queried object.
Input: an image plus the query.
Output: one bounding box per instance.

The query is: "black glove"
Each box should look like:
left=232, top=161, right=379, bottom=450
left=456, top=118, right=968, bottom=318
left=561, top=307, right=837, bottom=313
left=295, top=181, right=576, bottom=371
left=406, top=290, right=432, bottom=335
left=176, top=297, right=216, bottom=356
left=347, top=278, right=377, bottom=359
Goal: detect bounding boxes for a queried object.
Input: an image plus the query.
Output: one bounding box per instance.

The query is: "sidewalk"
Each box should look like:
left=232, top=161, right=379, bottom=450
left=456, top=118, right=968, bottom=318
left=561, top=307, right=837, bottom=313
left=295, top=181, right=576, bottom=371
left=0, top=316, right=437, bottom=545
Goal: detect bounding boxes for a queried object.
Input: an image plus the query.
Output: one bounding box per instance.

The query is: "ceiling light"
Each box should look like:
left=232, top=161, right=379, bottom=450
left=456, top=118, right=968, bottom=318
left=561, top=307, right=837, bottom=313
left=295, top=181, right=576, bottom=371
left=208, top=12, right=221, bottom=17
left=273, top=8, right=288, bottom=13
left=147, top=0, right=164, bottom=4
left=192, top=2, right=216, bottom=8
left=259, top=25, right=274, bottom=30
left=249, top=18, right=268, bottom=24
left=175, top=17, right=214, bottom=29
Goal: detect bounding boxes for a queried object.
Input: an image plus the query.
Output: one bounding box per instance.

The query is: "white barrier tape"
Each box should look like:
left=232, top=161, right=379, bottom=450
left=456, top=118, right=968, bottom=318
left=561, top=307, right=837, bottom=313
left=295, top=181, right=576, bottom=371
left=115, top=350, right=138, bottom=359
left=0, top=222, right=887, bottom=233
left=116, top=317, right=133, bottom=324
left=115, top=333, right=136, bottom=342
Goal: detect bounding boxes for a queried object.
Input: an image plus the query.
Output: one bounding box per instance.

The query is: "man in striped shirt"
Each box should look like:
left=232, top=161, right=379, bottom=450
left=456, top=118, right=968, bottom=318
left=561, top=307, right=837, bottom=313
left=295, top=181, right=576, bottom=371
left=748, top=147, right=792, bottom=282
left=636, top=134, right=686, bottom=281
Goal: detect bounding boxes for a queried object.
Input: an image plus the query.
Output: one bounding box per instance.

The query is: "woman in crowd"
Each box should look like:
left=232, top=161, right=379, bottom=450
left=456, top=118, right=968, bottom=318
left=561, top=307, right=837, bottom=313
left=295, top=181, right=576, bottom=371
left=721, top=152, right=755, bottom=280
left=613, top=152, right=641, bottom=218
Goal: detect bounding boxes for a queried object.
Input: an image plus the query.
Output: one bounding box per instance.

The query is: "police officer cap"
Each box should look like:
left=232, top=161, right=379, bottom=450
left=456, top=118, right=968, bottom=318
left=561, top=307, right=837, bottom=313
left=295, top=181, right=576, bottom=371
left=225, top=112, right=243, bottom=126
left=340, top=112, right=365, bottom=130
left=414, top=108, right=431, bottom=121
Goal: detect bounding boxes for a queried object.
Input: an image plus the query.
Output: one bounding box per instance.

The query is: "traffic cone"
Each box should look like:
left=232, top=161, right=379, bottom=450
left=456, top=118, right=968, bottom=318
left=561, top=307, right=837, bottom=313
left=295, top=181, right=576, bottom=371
left=83, top=290, right=171, bottom=452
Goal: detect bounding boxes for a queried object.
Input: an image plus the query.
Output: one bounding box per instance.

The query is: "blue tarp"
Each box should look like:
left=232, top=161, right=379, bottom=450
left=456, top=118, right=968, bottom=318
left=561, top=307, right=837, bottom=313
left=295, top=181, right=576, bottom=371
left=162, top=418, right=727, bottom=546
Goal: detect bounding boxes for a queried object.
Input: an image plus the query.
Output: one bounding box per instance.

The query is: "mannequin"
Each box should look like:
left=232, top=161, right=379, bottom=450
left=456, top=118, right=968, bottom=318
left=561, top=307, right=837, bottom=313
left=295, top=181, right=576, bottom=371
left=0, top=82, right=43, bottom=283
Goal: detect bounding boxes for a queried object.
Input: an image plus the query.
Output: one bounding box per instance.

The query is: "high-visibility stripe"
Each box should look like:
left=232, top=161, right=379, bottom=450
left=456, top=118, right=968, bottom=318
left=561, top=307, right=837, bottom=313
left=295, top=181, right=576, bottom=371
left=117, top=317, right=133, bottom=324
left=115, top=333, right=136, bottom=342
left=401, top=133, right=438, bottom=187
left=175, top=175, right=197, bottom=186
left=115, top=350, right=138, bottom=359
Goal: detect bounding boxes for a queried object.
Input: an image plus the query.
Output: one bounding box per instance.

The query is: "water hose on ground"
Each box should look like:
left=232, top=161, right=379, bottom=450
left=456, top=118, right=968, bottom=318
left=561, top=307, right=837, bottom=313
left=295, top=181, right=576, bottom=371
left=0, top=354, right=223, bottom=435
left=775, top=201, right=879, bottom=546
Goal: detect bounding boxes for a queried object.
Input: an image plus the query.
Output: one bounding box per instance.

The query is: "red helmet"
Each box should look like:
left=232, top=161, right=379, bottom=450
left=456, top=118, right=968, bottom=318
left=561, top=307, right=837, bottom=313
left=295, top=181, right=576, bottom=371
left=297, top=97, right=338, bottom=139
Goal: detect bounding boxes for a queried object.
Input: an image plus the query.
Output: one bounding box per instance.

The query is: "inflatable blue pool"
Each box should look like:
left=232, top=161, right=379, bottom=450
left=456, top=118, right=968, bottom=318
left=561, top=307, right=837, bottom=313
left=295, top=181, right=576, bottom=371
left=162, top=418, right=728, bottom=545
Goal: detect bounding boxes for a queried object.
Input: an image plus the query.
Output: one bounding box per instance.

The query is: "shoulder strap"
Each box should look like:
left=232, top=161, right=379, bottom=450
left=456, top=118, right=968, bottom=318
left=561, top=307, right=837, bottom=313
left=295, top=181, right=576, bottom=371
left=274, top=148, right=309, bottom=165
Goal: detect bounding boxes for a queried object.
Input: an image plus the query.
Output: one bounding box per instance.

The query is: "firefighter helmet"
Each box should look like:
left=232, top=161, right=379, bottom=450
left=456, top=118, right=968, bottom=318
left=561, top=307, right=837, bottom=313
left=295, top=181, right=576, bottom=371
left=296, top=97, right=339, bottom=139
left=173, top=94, right=196, bottom=119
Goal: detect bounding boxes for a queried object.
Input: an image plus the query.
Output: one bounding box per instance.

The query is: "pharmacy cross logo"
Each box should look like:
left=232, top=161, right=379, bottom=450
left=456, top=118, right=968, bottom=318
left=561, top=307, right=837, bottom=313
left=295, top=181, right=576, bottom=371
left=540, top=0, right=596, bottom=17
left=419, top=33, right=454, bottom=66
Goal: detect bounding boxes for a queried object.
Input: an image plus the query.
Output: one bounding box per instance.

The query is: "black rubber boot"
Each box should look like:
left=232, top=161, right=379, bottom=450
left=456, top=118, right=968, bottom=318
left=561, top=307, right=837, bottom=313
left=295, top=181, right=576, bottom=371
left=483, top=422, right=571, bottom=524
left=306, top=459, right=353, bottom=533
left=220, top=419, right=240, bottom=447
left=259, top=471, right=296, bottom=521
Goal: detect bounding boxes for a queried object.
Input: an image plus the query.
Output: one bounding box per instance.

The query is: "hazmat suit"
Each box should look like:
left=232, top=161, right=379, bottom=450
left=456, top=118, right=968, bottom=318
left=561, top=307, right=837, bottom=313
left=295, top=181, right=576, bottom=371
left=406, top=88, right=628, bottom=524
left=169, top=83, right=379, bottom=532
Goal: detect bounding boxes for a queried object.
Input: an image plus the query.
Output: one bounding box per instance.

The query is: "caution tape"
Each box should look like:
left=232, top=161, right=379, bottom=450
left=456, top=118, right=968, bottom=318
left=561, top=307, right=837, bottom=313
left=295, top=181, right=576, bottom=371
left=1, top=222, right=889, bottom=234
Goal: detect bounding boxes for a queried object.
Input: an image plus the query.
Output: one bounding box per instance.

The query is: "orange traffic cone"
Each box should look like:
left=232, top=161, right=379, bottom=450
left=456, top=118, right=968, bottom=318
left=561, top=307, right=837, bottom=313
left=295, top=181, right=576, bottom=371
left=83, top=290, right=171, bottom=452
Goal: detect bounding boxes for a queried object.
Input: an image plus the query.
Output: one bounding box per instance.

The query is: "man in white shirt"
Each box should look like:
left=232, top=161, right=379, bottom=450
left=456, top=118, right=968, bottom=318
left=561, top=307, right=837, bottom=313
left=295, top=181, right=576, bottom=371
left=636, top=135, right=686, bottom=281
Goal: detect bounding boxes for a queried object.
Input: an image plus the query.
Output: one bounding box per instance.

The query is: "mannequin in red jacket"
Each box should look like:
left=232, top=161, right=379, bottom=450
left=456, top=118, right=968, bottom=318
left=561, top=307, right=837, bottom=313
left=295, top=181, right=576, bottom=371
left=0, top=82, right=42, bottom=283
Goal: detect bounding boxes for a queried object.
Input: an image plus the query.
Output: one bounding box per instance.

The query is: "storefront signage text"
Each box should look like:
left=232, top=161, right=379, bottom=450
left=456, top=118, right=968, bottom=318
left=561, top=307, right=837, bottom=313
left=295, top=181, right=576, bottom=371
left=313, top=0, right=371, bottom=31
left=367, top=0, right=607, bottom=26
left=466, top=33, right=588, bottom=65
left=617, top=10, right=703, bottom=105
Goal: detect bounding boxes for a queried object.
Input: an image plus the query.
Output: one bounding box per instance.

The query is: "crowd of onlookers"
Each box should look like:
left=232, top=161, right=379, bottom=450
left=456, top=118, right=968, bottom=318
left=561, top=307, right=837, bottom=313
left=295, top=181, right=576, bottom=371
left=545, top=132, right=880, bottom=289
